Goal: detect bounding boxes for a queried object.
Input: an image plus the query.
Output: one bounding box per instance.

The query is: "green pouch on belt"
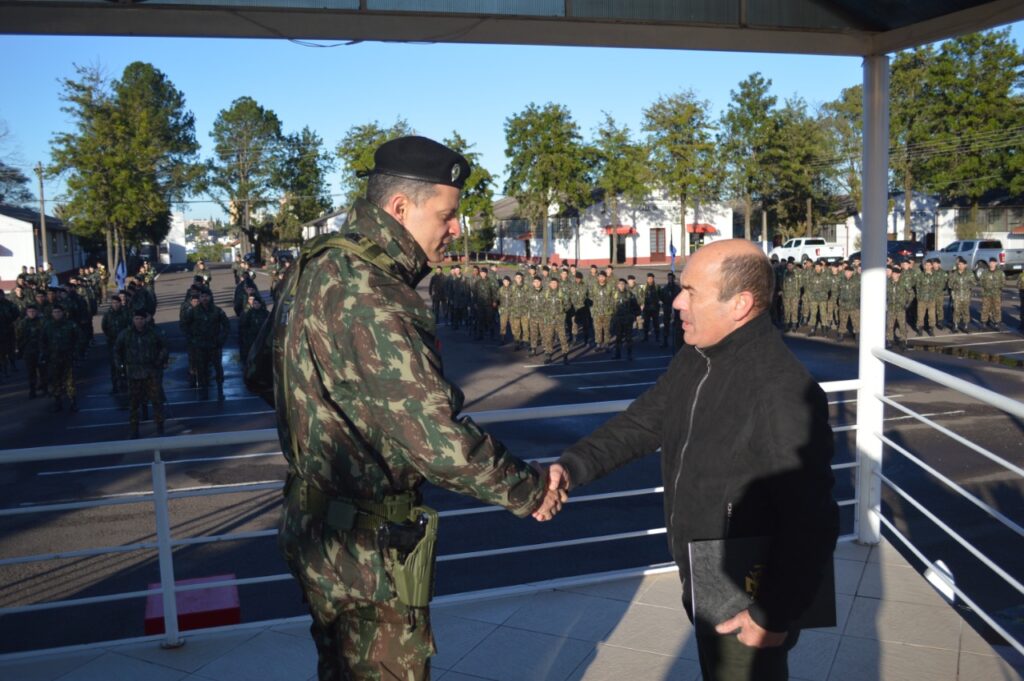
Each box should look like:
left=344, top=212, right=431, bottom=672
left=381, top=506, right=439, bottom=608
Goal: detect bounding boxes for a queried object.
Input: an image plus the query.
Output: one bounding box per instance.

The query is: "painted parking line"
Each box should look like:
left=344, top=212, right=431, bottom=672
left=85, top=384, right=246, bottom=398
left=578, top=381, right=656, bottom=391
left=67, top=410, right=274, bottom=430
left=916, top=338, right=1024, bottom=349
left=524, top=355, right=673, bottom=369
left=37, top=451, right=283, bottom=476
left=78, top=396, right=264, bottom=413
left=552, top=367, right=665, bottom=379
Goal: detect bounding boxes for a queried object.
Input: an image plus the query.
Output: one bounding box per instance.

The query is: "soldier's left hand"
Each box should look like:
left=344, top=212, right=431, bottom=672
left=715, top=609, right=788, bottom=648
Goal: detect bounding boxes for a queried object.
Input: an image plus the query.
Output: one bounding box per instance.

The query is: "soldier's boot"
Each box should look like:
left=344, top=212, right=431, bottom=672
left=129, top=423, right=140, bottom=440
left=961, top=324, right=970, bottom=334
left=51, top=396, right=63, bottom=413
left=217, top=383, right=225, bottom=400
left=69, top=398, right=78, bottom=413
left=562, top=353, right=569, bottom=366
left=808, top=325, right=817, bottom=337
left=156, top=421, right=165, bottom=437
left=926, top=327, right=934, bottom=337
left=544, top=354, right=552, bottom=365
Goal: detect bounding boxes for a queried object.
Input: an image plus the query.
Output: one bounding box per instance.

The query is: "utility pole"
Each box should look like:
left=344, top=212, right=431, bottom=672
left=35, top=163, right=49, bottom=269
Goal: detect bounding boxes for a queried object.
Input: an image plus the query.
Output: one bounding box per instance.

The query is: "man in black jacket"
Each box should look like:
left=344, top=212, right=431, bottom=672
left=547, top=239, right=838, bottom=681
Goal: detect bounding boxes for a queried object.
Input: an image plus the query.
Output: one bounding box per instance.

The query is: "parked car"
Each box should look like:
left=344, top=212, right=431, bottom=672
left=927, top=239, right=1024, bottom=275
left=848, top=239, right=927, bottom=264
left=769, top=237, right=845, bottom=263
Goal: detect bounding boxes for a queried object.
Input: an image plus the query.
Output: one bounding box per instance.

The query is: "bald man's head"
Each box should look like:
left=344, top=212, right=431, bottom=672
left=689, top=240, right=775, bottom=314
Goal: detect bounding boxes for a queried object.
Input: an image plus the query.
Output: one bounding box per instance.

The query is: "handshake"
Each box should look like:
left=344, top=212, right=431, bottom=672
left=531, top=463, right=571, bottom=522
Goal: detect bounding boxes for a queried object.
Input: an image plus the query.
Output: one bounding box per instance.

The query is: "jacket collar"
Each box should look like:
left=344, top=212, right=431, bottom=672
left=343, top=198, right=431, bottom=288
left=698, top=311, right=774, bottom=359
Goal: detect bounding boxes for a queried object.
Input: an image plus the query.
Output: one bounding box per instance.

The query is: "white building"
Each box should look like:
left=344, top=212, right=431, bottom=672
left=0, top=204, right=85, bottom=287
left=300, top=209, right=347, bottom=241
left=162, top=212, right=189, bottom=265
left=493, top=193, right=734, bottom=267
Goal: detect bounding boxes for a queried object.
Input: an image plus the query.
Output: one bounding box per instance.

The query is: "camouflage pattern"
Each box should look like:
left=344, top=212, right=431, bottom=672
left=508, top=280, right=530, bottom=345
left=836, top=272, right=860, bottom=335
left=41, top=317, right=80, bottom=398
left=947, top=268, right=974, bottom=328
left=428, top=269, right=446, bottom=322
left=473, top=274, right=498, bottom=340
left=589, top=281, right=614, bottom=348
left=825, top=269, right=841, bottom=326
left=611, top=287, right=641, bottom=356
left=538, top=284, right=571, bottom=358
left=915, top=271, right=940, bottom=330
left=781, top=268, right=801, bottom=326
left=0, top=296, right=18, bottom=368
left=102, top=305, right=132, bottom=389
left=803, top=269, right=831, bottom=328
left=638, top=280, right=661, bottom=341
left=525, top=282, right=545, bottom=353
left=886, top=276, right=912, bottom=342
left=240, top=304, right=270, bottom=364
left=932, top=266, right=949, bottom=326
left=568, top=278, right=590, bottom=343
left=182, top=301, right=230, bottom=387
left=444, top=273, right=470, bottom=329
left=977, top=267, right=1005, bottom=324
left=15, top=314, right=45, bottom=394
left=273, top=199, right=545, bottom=677
left=497, top=281, right=514, bottom=341
left=115, top=325, right=168, bottom=426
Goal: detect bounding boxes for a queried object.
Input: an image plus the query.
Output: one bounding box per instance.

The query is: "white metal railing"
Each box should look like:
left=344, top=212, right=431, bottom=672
left=865, top=346, right=1024, bottom=656
left=0, top=384, right=861, bottom=654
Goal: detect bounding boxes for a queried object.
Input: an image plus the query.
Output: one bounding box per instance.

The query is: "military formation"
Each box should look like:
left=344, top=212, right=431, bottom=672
left=771, top=252, right=1015, bottom=350
left=429, top=262, right=682, bottom=363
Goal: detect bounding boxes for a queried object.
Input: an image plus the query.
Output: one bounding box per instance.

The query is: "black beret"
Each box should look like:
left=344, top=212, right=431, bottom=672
left=362, top=136, right=470, bottom=189
left=52, top=302, right=65, bottom=311
left=25, top=303, right=38, bottom=310
left=956, top=256, right=967, bottom=265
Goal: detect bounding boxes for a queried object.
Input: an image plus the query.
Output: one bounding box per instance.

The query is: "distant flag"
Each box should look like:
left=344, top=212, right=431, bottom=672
left=669, top=239, right=677, bottom=273
left=115, top=260, right=127, bottom=290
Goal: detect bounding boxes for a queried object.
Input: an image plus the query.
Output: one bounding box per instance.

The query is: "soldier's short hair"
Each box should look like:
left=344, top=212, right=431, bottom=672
left=514, top=271, right=523, bottom=278
left=667, top=272, right=675, bottom=279
left=452, top=264, right=461, bottom=270
left=133, top=310, right=147, bottom=319
left=366, top=173, right=438, bottom=210
left=52, top=303, right=65, bottom=312
left=988, top=257, right=998, bottom=263
left=618, top=278, right=627, bottom=285
left=575, top=272, right=584, bottom=280
left=718, top=251, right=774, bottom=313
left=647, top=272, right=655, bottom=278
left=111, top=295, right=121, bottom=303
left=590, top=264, right=598, bottom=270
left=597, top=271, right=607, bottom=278
left=502, top=276, right=511, bottom=282
left=26, top=303, right=38, bottom=311
left=956, top=256, right=967, bottom=265
left=627, top=275, right=636, bottom=281
left=533, top=275, right=543, bottom=282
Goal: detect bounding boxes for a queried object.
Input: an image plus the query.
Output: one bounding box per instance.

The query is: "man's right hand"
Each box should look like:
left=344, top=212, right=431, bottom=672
left=532, top=463, right=571, bottom=522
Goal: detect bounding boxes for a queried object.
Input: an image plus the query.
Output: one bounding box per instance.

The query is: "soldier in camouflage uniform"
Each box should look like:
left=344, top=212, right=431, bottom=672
left=496, top=276, right=514, bottom=344
left=0, top=289, right=18, bottom=376
left=977, top=258, right=1005, bottom=330
left=538, top=277, right=571, bottom=364
left=444, top=264, right=469, bottom=330
left=115, top=310, right=169, bottom=438
left=473, top=267, right=498, bottom=340
left=946, top=257, right=974, bottom=333
left=611, top=278, right=641, bottom=360
left=40, top=304, right=80, bottom=411
left=826, top=261, right=842, bottom=329
left=914, top=259, right=940, bottom=336
left=181, top=289, right=230, bottom=398
left=590, top=271, right=614, bottom=351
left=16, top=304, right=45, bottom=398
left=930, top=258, right=949, bottom=329
left=525, top=275, right=545, bottom=355
left=781, top=260, right=801, bottom=331
left=273, top=137, right=563, bottom=681
left=559, top=268, right=575, bottom=343
left=835, top=262, right=860, bottom=342
left=240, top=294, right=269, bottom=364
left=508, top=272, right=529, bottom=350
left=803, top=260, right=831, bottom=337
left=428, top=266, right=446, bottom=323
left=660, top=272, right=681, bottom=349
left=569, top=271, right=591, bottom=347
left=639, top=273, right=661, bottom=343
left=886, top=267, right=910, bottom=350
left=102, top=295, right=132, bottom=393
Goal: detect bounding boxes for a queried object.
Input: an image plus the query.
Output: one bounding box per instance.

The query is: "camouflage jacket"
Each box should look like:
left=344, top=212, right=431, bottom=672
left=525, top=285, right=545, bottom=320
left=182, top=303, right=230, bottom=348
left=102, top=306, right=131, bottom=344
left=510, top=282, right=530, bottom=316
left=977, top=268, right=1005, bottom=295
left=16, top=316, right=44, bottom=356
left=40, top=318, right=80, bottom=361
left=115, top=326, right=168, bottom=379
left=781, top=270, right=801, bottom=298
left=273, top=197, right=545, bottom=520
left=590, top=282, right=615, bottom=318
left=475, top=277, right=499, bottom=306
left=803, top=271, right=831, bottom=303
left=497, top=283, right=514, bottom=312
left=445, top=274, right=471, bottom=306
left=638, top=283, right=660, bottom=312
left=837, top=274, right=860, bottom=307
left=0, top=298, right=18, bottom=333
left=660, top=281, right=681, bottom=308
left=568, top=280, right=588, bottom=309
left=947, top=269, right=974, bottom=298
left=240, top=306, right=270, bottom=351
left=887, top=278, right=912, bottom=311
left=428, top=272, right=447, bottom=300
left=538, top=286, right=571, bottom=322
left=915, top=272, right=941, bottom=302
left=611, top=288, right=641, bottom=323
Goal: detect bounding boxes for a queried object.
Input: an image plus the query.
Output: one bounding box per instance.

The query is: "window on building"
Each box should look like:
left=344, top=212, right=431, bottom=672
left=62, top=232, right=70, bottom=253
left=51, top=232, right=58, bottom=255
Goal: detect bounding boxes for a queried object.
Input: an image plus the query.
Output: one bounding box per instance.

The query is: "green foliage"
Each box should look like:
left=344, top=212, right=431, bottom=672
left=188, top=243, right=226, bottom=264
left=503, top=102, right=590, bottom=262
left=273, top=126, right=334, bottom=243
left=819, top=84, right=863, bottom=212
left=445, top=131, right=496, bottom=255
left=206, top=96, right=283, bottom=239
left=719, top=73, right=776, bottom=237
left=0, top=161, right=32, bottom=205
left=762, top=98, right=830, bottom=232
left=335, top=119, right=413, bottom=208
left=593, top=112, right=650, bottom=225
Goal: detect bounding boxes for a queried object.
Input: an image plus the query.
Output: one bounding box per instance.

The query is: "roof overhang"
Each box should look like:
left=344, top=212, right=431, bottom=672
left=2, top=1, right=1022, bottom=56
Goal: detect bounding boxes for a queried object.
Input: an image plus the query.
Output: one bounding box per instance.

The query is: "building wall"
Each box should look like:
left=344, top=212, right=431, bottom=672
left=0, top=214, right=82, bottom=285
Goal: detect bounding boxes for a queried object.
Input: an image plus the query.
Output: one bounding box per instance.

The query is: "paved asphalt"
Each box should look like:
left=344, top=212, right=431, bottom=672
left=0, top=263, right=1021, bottom=654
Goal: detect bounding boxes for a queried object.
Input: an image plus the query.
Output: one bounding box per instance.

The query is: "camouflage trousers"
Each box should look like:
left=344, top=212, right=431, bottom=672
left=77, top=322, right=91, bottom=356
left=807, top=301, right=830, bottom=328
left=474, top=305, right=495, bottom=338
left=952, top=296, right=971, bottom=327
left=838, top=306, right=860, bottom=335
left=642, top=309, right=660, bottom=340
left=109, top=347, right=124, bottom=392
left=509, top=316, right=527, bottom=343
left=980, top=295, right=1001, bottom=324
left=593, top=315, right=611, bottom=348
left=612, top=318, right=633, bottom=354
left=574, top=308, right=591, bottom=343
left=25, top=356, right=44, bottom=394
left=540, top=323, right=569, bottom=357
left=825, top=301, right=836, bottom=327
left=886, top=310, right=907, bottom=341
left=783, top=297, right=800, bottom=325
left=528, top=318, right=544, bottom=351
left=193, top=345, right=224, bottom=387
left=48, top=360, right=76, bottom=399
left=129, top=376, right=164, bottom=426
left=916, top=300, right=939, bottom=330
left=564, top=310, right=575, bottom=341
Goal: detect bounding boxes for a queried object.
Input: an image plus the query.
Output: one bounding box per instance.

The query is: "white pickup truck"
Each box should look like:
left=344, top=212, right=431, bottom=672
left=926, top=239, right=1024, bottom=276
left=769, top=238, right=845, bottom=264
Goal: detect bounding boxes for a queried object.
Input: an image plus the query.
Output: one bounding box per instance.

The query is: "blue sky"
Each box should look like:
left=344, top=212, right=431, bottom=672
left=1, top=22, right=1022, bottom=221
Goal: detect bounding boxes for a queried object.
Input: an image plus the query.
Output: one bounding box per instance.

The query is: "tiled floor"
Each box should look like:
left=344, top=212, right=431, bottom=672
left=2, top=539, right=1021, bottom=681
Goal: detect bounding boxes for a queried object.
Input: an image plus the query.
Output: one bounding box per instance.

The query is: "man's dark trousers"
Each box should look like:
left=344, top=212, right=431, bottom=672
left=695, top=619, right=800, bottom=681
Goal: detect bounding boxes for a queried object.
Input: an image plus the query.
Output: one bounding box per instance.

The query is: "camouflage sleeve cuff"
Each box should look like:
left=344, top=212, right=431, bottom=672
left=504, top=462, right=546, bottom=518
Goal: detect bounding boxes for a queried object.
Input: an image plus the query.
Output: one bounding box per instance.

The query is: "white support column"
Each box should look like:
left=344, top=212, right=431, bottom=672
left=152, top=450, right=184, bottom=648
left=855, top=55, right=889, bottom=545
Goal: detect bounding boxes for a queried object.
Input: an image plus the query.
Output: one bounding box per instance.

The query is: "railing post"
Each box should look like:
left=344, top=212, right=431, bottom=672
left=152, top=450, right=184, bottom=648
left=855, top=54, right=889, bottom=545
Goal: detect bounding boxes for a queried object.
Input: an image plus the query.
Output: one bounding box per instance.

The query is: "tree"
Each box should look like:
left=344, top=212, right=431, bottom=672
left=593, top=112, right=650, bottom=263
left=207, top=96, right=283, bottom=262
left=273, top=126, right=335, bottom=243
left=890, top=44, right=937, bottom=239
left=818, top=85, right=863, bottom=228
left=51, top=62, right=200, bottom=274
left=643, top=90, right=721, bottom=257
left=335, top=119, right=413, bottom=209
left=0, top=121, right=32, bottom=205
left=762, top=98, right=830, bottom=236
left=444, top=131, right=495, bottom=259
left=504, top=102, right=590, bottom=265
left=719, top=73, right=776, bottom=241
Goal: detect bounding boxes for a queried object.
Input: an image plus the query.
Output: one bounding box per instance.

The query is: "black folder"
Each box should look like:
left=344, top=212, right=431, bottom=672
left=688, top=536, right=836, bottom=631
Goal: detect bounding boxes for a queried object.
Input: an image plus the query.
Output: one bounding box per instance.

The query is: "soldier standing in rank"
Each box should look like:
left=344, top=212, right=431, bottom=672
left=977, top=258, right=1005, bottom=330
left=660, top=272, right=681, bottom=349
left=231, top=255, right=244, bottom=285
left=804, top=260, right=831, bottom=337
left=497, top=276, right=514, bottom=345
left=508, top=271, right=529, bottom=350
left=835, top=261, right=860, bottom=342
left=474, top=267, right=498, bottom=340
left=781, top=260, right=801, bottom=332
left=16, top=304, right=46, bottom=398
left=538, top=277, right=572, bottom=365
left=590, top=270, right=614, bottom=351
left=569, top=271, right=591, bottom=347
left=102, top=295, right=132, bottom=393
left=826, top=261, right=841, bottom=330
left=194, top=259, right=212, bottom=288
left=611, top=278, right=641, bottom=360
left=115, top=310, right=169, bottom=438
left=559, top=268, right=575, bottom=343
left=40, top=303, right=80, bottom=412
left=886, top=267, right=911, bottom=351
left=1017, top=265, right=1023, bottom=331
left=428, top=266, right=447, bottom=323
left=915, top=259, right=939, bottom=336
left=947, top=257, right=974, bottom=333
left=526, top=275, right=545, bottom=356
left=625, top=275, right=640, bottom=336
left=931, top=258, right=949, bottom=330
left=234, top=271, right=258, bottom=318
left=180, top=290, right=202, bottom=386
left=240, top=294, right=269, bottom=365
left=182, top=289, right=229, bottom=399
left=445, top=264, right=469, bottom=330
left=0, top=289, right=19, bottom=377
left=639, top=272, right=661, bottom=343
